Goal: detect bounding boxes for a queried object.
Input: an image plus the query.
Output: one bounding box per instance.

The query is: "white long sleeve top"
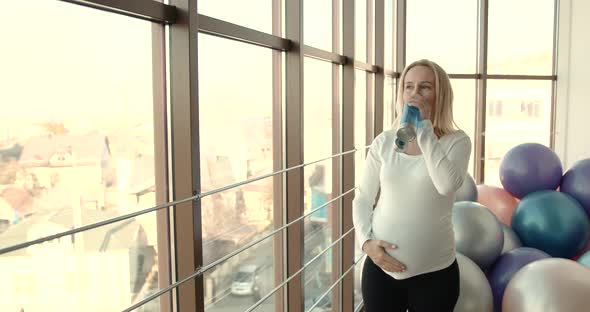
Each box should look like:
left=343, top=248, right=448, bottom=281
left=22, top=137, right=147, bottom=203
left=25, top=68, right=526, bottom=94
left=353, top=120, right=471, bottom=279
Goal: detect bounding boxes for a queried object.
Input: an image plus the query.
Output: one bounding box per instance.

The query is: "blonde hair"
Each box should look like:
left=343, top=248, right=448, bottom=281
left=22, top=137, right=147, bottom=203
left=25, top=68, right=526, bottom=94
left=392, top=59, right=458, bottom=138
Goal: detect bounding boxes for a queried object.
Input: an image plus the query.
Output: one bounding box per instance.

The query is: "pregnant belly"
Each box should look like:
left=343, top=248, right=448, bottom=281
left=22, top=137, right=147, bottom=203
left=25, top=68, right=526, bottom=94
left=371, top=217, right=455, bottom=279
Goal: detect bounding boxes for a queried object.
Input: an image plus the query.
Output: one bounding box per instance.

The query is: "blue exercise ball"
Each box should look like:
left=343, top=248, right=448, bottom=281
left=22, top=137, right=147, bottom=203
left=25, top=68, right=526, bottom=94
left=561, top=158, right=590, bottom=217
left=455, top=173, right=478, bottom=202
left=578, top=250, right=590, bottom=269
left=500, top=143, right=562, bottom=199
left=512, top=190, right=590, bottom=258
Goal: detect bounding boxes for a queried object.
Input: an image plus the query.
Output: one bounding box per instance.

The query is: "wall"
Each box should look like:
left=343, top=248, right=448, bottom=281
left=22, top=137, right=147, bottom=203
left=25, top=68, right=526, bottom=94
left=555, top=0, right=590, bottom=169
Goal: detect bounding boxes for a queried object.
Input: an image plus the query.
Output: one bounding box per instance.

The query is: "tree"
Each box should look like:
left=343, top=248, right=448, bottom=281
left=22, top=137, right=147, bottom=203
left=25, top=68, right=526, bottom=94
left=42, top=121, right=69, bottom=135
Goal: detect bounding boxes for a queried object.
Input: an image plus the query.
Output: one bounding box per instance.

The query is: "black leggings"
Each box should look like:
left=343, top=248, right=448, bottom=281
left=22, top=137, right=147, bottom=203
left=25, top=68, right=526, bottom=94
left=361, top=257, right=460, bottom=312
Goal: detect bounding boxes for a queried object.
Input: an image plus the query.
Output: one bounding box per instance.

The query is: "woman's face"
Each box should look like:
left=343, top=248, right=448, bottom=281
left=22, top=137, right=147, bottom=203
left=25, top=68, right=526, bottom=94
left=402, top=65, right=436, bottom=119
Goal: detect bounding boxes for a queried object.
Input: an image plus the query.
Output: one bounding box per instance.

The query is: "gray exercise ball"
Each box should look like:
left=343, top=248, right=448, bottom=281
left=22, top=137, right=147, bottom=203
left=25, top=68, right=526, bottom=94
left=455, top=253, right=494, bottom=312
left=455, top=174, right=478, bottom=202
left=453, top=201, right=504, bottom=270
left=503, top=258, right=590, bottom=312
left=501, top=224, right=522, bottom=254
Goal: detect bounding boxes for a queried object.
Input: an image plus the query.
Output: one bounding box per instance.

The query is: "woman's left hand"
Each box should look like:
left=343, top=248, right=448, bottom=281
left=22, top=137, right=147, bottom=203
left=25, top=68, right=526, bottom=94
left=407, top=95, right=431, bottom=121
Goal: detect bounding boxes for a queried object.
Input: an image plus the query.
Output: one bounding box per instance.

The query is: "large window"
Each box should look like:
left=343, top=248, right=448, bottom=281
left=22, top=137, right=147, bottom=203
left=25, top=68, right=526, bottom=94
left=355, top=0, right=368, bottom=63
left=198, top=0, right=272, bottom=34
left=406, top=0, right=477, bottom=73
left=303, top=57, right=334, bottom=310
left=384, top=76, right=396, bottom=130
left=484, top=80, right=553, bottom=186
left=483, top=0, right=556, bottom=185
left=452, top=80, right=477, bottom=176
left=0, top=0, right=558, bottom=311
left=487, top=0, right=554, bottom=75
left=0, top=2, right=161, bottom=311
left=198, top=34, right=278, bottom=311
left=304, top=0, right=333, bottom=52
left=405, top=0, right=556, bottom=183
left=384, top=0, right=394, bottom=71
left=405, top=0, right=478, bottom=177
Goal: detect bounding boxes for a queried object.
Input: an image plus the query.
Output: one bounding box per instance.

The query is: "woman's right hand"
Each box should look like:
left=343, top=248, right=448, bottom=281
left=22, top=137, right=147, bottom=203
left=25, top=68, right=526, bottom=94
left=362, top=240, right=406, bottom=273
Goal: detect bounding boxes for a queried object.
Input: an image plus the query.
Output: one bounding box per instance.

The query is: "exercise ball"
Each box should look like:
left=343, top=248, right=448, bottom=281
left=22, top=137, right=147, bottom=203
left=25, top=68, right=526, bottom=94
left=579, top=250, right=590, bottom=268
left=573, top=239, right=590, bottom=261
left=477, top=185, right=519, bottom=226
left=511, top=190, right=590, bottom=258
left=454, top=253, right=493, bottom=312
left=453, top=201, right=504, bottom=269
left=501, top=224, right=522, bottom=254
left=561, top=158, right=590, bottom=216
left=503, top=258, right=590, bottom=312
left=499, top=143, right=562, bottom=199
left=455, top=174, right=478, bottom=202
left=486, top=247, right=550, bottom=312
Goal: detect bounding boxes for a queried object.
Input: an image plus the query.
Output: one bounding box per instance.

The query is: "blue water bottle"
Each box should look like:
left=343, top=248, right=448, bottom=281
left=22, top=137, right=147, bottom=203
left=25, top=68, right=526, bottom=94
left=395, top=103, right=422, bottom=152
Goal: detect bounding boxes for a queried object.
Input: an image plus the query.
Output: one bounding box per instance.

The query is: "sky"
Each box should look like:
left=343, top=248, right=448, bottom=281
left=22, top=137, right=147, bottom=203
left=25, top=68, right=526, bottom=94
left=0, top=0, right=554, bottom=118
left=0, top=0, right=555, bottom=162
left=0, top=0, right=154, bottom=138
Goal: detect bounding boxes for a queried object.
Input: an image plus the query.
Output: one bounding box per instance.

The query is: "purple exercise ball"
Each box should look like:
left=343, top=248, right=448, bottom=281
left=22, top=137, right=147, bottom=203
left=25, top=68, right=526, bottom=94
left=560, top=158, right=590, bottom=216
left=500, top=143, right=562, bottom=199
left=487, top=247, right=551, bottom=312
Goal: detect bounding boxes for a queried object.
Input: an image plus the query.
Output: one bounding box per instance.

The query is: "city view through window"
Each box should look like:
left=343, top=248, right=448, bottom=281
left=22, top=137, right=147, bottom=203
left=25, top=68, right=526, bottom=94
left=0, top=0, right=555, bottom=311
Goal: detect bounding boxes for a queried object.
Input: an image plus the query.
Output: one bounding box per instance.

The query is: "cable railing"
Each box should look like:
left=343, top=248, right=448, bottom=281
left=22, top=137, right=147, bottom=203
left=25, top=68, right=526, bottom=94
left=0, top=147, right=368, bottom=255
left=124, top=186, right=358, bottom=311
left=355, top=300, right=365, bottom=312
left=305, top=254, right=366, bottom=312
left=0, top=143, right=371, bottom=312
left=242, top=227, right=356, bottom=312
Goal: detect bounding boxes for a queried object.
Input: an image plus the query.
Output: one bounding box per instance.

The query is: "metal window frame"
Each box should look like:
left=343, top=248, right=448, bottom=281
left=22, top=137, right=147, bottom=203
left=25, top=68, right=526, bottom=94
left=374, top=0, right=385, bottom=136
left=59, top=0, right=177, bottom=24
left=331, top=0, right=343, bottom=310
left=168, top=0, right=203, bottom=311
left=366, top=0, right=376, bottom=144
left=198, top=14, right=291, bottom=51
left=354, top=60, right=380, bottom=73
left=474, top=0, right=488, bottom=184
left=391, top=0, right=405, bottom=127
left=151, top=15, right=173, bottom=312
left=285, top=0, right=305, bottom=312
left=550, top=0, right=560, bottom=152
left=304, top=45, right=347, bottom=64
left=395, top=0, right=406, bottom=72
left=342, top=0, right=356, bottom=311
left=367, top=0, right=374, bottom=66
left=271, top=0, right=285, bottom=311
left=384, top=69, right=396, bottom=77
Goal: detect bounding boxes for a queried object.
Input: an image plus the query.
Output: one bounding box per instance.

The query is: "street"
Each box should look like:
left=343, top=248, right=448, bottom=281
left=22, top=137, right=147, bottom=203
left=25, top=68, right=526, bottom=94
left=205, top=222, right=333, bottom=312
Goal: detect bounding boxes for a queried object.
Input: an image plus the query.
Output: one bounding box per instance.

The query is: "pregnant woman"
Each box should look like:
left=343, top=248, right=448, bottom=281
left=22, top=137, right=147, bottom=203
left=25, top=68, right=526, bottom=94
left=353, top=59, right=471, bottom=312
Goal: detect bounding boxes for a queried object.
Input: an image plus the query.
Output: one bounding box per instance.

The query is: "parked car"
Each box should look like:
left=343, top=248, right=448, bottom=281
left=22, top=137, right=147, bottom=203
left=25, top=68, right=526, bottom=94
left=304, top=295, right=331, bottom=312
left=230, top=265, right=259, bottom=296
